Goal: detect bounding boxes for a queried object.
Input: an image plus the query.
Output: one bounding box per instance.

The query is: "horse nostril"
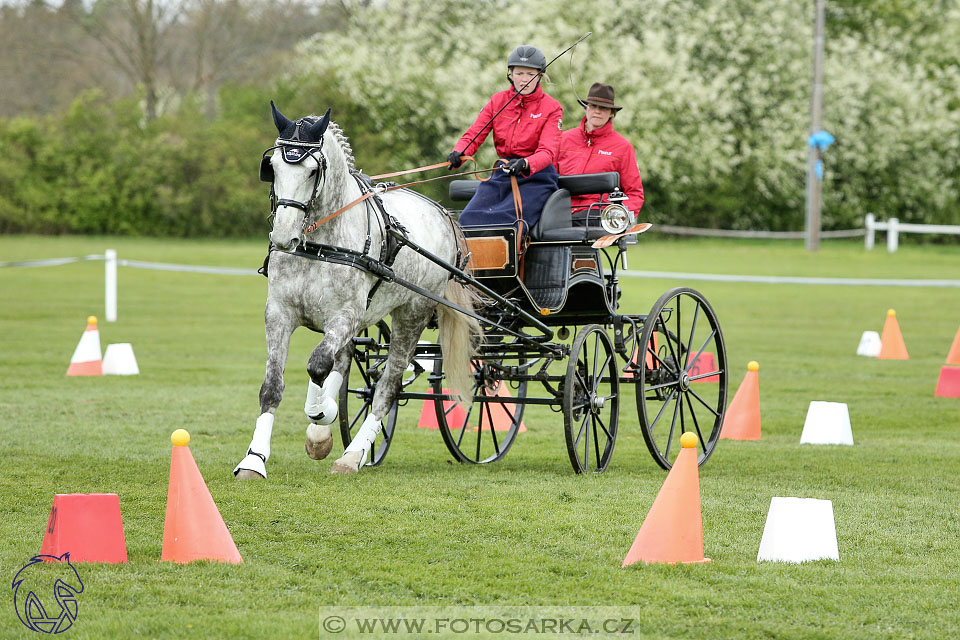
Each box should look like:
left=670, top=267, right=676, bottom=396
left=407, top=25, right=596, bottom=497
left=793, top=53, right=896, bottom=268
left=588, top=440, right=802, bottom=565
left=269, top=233, right=297, bottom=251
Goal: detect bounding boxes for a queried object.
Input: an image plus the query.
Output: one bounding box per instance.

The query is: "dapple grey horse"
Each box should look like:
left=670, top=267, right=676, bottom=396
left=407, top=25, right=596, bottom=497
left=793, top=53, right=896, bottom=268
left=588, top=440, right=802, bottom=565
left=235, top=102, right=478, bottom=477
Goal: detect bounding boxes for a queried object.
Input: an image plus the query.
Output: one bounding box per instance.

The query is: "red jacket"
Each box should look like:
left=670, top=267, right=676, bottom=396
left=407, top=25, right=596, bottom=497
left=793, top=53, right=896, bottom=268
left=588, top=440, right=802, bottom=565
left=557, top=118, right=644, bottom=214
left=454, top=84, right=563, bottom=175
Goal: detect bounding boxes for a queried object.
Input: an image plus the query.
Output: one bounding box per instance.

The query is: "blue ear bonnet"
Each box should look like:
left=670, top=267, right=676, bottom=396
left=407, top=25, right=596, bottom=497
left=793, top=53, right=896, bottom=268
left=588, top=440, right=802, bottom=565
left=278, top=117, right=324, bottom=164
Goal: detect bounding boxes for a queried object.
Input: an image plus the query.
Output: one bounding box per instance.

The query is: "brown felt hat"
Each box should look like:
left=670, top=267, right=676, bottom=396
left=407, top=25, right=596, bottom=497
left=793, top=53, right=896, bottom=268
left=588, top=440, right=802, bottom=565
left=577, top=82, right=623, bottom=112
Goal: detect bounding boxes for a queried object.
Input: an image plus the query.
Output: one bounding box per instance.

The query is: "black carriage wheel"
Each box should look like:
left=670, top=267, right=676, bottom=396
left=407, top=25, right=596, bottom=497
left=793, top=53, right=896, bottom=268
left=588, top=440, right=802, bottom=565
left=637, top=287, right=728, bottom=470
left=431, top=356, right=528, bottom=464
left=338, top=321, right=398, bottom=467
left=563, top=325, right=620, bottom=473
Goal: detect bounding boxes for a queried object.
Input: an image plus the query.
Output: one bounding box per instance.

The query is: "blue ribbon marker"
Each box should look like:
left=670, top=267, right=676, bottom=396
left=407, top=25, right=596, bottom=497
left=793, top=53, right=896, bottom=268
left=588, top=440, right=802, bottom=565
left=808, top=130, right=835, bottom=152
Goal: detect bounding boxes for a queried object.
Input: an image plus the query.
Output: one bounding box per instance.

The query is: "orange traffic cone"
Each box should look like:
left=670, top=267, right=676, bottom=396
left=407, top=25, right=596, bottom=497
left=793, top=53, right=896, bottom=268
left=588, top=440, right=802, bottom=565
left=719, top=361, right=761, bottom=440
left=66, top=316, right=103, bottom=376
left=621, top=332, right=659, bottom=380
left=935, top=366, right=960, bottom=398
left=878, top=309, right=909, bottom=360
left=162, top=430, right=242, bottom=564
left=418, top=389, right=467, bottom=429
left=622, top=433, right=710, bottom=566
left=689, top=352, right=719, bottom=384
left=418, top=383, right=526, bottom=432
left=40, top=493, right=128, bottom=563
left=945, top=326, right=960, bottom=366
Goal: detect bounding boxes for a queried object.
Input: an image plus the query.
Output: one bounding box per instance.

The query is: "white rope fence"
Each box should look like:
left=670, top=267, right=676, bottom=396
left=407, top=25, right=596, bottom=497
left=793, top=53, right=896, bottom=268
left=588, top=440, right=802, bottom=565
left=656, top=225, right=863, bottom=239
left=621, top=270, right=960, bottom=288
left=0, top=250, right=258, bottom=322
left=3, top=245, right=959, bottom=322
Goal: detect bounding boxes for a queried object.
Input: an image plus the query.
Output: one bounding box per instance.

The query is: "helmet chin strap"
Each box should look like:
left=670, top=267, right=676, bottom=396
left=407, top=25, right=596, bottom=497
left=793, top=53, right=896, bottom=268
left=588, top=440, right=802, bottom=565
left=506, top=72, right=542, bottom=94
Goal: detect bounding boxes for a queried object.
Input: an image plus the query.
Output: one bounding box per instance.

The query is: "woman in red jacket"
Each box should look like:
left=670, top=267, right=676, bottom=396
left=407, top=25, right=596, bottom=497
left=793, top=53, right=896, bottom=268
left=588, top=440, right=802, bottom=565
left=447, top=45, right=563, bottom=234
left=557, top=83, right=644, bottom=221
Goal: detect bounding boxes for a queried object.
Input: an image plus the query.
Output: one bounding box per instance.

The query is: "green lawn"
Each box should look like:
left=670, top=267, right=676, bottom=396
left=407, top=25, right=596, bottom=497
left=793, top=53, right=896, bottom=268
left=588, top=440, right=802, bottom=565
left=1, top=234, right=958, bottom=639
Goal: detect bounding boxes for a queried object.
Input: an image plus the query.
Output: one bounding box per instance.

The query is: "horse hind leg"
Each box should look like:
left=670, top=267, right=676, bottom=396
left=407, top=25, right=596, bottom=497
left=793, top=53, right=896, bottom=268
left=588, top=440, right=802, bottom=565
left=332, top=306, right=431, bottom=474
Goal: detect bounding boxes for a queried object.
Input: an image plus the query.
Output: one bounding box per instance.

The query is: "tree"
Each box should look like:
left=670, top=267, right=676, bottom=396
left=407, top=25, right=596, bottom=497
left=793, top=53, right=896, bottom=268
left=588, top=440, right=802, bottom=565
left=80, top=0, right=184, bottom=122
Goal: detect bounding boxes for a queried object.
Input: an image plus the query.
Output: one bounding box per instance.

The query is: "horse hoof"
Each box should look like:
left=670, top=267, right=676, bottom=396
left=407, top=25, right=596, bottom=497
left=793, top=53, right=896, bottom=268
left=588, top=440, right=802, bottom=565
left=305, top=424, right=333, bottom=460
left=330, top=450, right=365, bottom=474
left=235, top=469, right=265, bottom=480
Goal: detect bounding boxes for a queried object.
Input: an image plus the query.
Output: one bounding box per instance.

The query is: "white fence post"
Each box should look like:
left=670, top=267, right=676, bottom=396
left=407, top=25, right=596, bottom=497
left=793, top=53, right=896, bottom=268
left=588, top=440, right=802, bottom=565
left=864, top=213, right=875, bottom=250
left=887, top=218, right=899, bottom=253
left=105, top=249, right=117, bottom=322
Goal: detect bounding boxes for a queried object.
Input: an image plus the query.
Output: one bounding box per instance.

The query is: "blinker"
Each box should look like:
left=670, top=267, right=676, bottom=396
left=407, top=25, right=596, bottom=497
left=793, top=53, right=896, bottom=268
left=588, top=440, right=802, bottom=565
left=259, top=156, right=274, bottom=183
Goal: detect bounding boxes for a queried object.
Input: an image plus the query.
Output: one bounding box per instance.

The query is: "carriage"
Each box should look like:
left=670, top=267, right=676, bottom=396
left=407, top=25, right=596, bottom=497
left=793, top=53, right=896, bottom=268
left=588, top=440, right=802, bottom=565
left=236, top=104, right=728, bottom=479
left=336, top=172, right=729, bottom=473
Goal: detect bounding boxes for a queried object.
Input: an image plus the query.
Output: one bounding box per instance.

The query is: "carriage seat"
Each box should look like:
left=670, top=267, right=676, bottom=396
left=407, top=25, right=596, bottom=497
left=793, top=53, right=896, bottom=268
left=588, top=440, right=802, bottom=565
left=448, top=171, right=621, bottom=242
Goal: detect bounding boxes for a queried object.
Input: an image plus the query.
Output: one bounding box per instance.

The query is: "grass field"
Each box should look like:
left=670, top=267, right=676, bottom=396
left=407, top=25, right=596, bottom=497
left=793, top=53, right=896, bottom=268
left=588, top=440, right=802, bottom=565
left=1, top=234, right=959, bottom=639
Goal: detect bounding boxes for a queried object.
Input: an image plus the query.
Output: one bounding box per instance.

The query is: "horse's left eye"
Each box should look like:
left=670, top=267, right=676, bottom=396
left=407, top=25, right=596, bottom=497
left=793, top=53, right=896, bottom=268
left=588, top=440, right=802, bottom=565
left=309, top=168, right=318, bottom=177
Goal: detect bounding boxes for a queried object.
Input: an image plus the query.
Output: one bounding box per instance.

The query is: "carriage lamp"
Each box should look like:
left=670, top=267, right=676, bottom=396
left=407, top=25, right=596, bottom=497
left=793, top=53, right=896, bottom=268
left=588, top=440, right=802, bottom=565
left=600, top=203, right=631, bottom=234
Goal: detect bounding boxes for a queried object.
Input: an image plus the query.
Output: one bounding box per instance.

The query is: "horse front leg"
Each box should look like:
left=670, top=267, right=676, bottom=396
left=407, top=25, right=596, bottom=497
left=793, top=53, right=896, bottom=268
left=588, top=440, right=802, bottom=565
left=235, top=304, right=296, bottom=480
left=304, top=313, right=360, bottom=461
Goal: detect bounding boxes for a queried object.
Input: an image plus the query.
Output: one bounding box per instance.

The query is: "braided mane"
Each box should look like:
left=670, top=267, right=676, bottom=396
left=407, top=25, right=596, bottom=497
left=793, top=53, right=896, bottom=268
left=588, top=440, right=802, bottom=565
left=327, top=122, right=357, bottom=174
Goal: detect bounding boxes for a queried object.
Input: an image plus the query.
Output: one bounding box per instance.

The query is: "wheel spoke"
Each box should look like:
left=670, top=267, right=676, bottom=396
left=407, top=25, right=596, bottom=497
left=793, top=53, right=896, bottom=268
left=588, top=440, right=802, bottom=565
left=663, top=388, right=682, bottom=460
left=483, top=399, right=501, bottom=454
left=574, top=410, right=589, bottom=448
left=592, top=415, right=602, bottom=468
left=684, top=390, right=707, bottom=449
left=475, top=399, right=485, bottom=460
left=591, top=333, right=601, bottom=385
left=648, top=387, right=678, bottom=432
left=682, top=300, right=702, bottom=370
left=455, top=399, right=477, bottom=447
left=686, top=329, right=717, bottom=374
left=687, top=387, right=721, bottom=417
left=583, top=409, right=591, bottom=469
left=688, top=368, right=722, bottom=382
left=594, top=412, right=612, bottom=440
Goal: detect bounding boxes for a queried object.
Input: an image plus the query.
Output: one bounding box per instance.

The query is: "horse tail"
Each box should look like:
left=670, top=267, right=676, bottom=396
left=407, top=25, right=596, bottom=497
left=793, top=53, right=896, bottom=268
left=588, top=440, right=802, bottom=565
left=437, top=278, right=481, bottom=407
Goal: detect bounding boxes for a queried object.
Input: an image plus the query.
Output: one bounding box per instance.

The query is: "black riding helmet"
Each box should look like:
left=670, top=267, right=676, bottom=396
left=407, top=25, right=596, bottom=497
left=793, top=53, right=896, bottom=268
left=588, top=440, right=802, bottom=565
left=507, top=45, right=546, bottom=71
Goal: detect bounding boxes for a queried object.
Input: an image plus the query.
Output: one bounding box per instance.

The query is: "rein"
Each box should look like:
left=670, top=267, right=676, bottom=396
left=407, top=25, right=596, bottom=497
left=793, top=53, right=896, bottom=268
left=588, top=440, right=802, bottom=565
left=303, top=156, right=494, bottom=234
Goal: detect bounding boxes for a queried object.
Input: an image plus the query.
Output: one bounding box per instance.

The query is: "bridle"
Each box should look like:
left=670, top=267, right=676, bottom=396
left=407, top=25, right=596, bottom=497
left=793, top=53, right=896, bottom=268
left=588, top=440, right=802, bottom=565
left=260, top=129, right=328, bottom=233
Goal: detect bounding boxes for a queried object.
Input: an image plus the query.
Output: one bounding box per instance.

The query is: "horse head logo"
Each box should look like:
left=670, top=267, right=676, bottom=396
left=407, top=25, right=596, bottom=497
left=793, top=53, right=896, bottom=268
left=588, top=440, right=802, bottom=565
left=11, top=553, right=84, bottom=634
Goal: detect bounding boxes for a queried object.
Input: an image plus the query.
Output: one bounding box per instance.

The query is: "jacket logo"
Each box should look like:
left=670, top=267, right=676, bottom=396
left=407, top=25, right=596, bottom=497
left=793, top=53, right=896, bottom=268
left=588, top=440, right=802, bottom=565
left=529, top=113, right=542, bottom=119
left=598, top=150, right=613, bottom=156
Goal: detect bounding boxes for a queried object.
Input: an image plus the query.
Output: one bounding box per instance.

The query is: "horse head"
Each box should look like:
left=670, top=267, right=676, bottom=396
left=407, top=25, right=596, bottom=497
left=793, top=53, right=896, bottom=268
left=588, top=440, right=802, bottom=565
left=265, top=101, right=332, bottom=251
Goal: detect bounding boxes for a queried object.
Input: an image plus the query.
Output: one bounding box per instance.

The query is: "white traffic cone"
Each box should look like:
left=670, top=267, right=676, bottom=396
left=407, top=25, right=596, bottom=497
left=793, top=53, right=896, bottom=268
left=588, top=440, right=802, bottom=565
left=800, top=401, right=853, bottom=445
left=67, top=316, right=103, bottom=376
left=856, top=330, right=881, bottom=357
left=102, top=343, right=139, bottom=375
left=757, top=497, right=839, bottom=563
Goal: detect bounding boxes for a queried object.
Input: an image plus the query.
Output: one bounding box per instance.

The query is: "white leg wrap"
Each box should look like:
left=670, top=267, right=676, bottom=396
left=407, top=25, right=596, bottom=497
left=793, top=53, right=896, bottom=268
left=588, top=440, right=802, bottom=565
left=234, top=412, right=274, bottom=477
left=344, top=413, right=382, bottom=456
left=251, top=413, right=275, bottom=460
left=304, top=372, right=343, bottom=425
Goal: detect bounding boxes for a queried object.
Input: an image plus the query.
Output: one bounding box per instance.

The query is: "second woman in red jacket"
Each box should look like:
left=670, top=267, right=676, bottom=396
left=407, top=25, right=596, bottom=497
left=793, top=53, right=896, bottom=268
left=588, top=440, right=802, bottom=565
left=557, top=82, right=644, bottom=220
left=447, top=45, right=563, bottom=234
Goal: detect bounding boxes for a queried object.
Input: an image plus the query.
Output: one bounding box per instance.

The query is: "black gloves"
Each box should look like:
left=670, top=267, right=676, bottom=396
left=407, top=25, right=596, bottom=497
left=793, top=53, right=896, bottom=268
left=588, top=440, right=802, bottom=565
left=503, top=158, right=528, bottom=176
left=447, top=150, right=464, bottom=169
